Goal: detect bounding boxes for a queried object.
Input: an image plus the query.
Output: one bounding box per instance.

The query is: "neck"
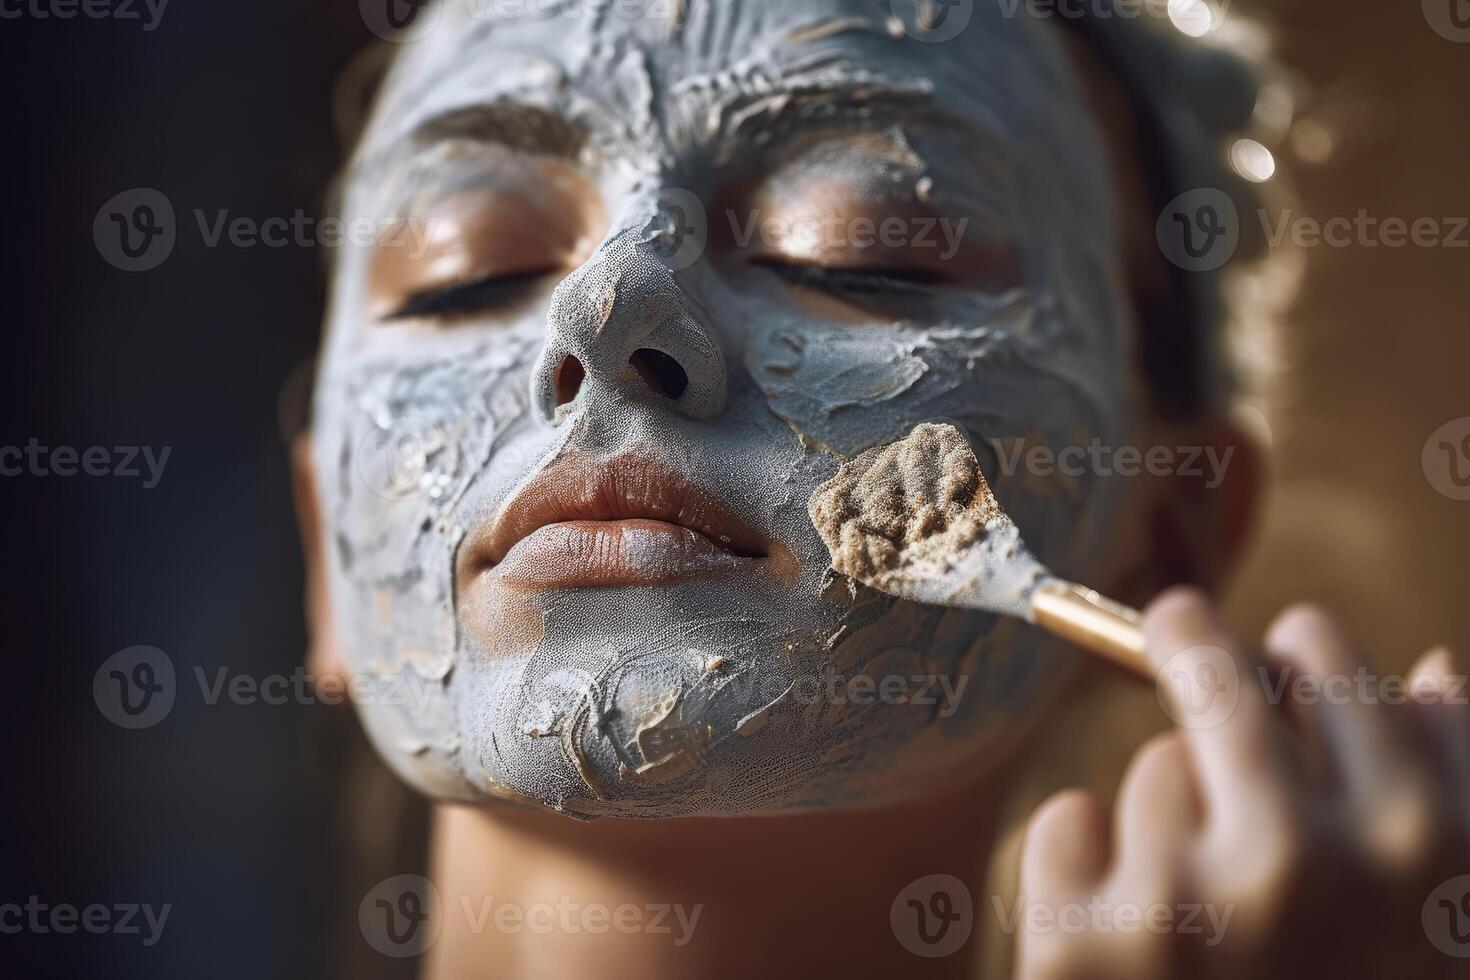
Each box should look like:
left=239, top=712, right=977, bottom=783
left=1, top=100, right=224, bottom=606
left=421, top=779, right=1006, bottom=980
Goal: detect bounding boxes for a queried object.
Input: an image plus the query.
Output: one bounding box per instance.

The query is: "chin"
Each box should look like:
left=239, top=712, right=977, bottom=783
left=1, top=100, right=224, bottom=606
left=349, top=576, right=1074, bottom=818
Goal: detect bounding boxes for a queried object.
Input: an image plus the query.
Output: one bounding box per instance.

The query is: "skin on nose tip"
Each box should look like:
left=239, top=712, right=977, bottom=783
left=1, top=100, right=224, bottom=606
left=534, top=231, right=728, bottom=420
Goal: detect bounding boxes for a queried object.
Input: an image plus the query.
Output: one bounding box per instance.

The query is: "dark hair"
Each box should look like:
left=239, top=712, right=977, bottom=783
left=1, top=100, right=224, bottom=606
left=1055, top=3, right=1278, bottom=419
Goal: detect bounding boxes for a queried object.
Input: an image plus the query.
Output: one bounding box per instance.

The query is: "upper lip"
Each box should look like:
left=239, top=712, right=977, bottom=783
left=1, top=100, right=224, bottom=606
left=462, top=452, right=772, bottom=575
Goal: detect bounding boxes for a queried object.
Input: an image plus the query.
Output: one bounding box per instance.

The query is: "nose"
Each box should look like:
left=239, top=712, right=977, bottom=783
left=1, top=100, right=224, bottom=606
left=530, top=228, right=727, bottom=422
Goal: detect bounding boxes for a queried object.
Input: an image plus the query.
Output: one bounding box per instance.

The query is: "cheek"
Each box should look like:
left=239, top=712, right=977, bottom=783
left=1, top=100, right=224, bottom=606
left=312, top=334, right=543, bottom=796
left=742, top=293, right=1121, bottom=558
left=323, top=340, right=533, bottom=589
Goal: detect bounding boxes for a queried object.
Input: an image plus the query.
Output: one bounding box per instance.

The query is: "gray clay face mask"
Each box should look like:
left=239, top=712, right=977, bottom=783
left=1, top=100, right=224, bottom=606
left=313, top=0, right=1142, bottom=817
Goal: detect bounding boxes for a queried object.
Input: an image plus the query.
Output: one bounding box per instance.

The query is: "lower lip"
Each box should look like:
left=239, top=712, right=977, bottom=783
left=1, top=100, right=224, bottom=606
left=490, top=519, right=751, bottom=589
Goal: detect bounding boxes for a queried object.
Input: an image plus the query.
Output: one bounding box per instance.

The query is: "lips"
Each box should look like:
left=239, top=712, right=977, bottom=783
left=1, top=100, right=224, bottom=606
left=459, top=453, right=793, bottom=590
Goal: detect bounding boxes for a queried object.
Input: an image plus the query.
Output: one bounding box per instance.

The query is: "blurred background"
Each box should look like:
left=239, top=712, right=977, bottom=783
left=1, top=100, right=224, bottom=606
left=1, top=1, right=1465, bottom=977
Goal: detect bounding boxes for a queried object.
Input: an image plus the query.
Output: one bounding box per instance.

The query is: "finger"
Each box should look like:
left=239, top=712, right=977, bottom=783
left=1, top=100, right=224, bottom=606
left=1113, top=733, right=1201, bottom=897
left=1143, top=587, right=1291, bottom=812
left=1017, top=791, right=1111, bottom=980
left=1022, top=789, right=1111, bottom=899
left=1266, top=607, right=1445, bottom=874
left=1408, top=646, right=1470, bottom=812
left=1264, top=604, right=1425, bottom=798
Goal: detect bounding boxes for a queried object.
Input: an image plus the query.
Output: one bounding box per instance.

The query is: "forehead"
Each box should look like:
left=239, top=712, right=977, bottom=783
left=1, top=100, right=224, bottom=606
left=361, top=0, right=1078, bottom=165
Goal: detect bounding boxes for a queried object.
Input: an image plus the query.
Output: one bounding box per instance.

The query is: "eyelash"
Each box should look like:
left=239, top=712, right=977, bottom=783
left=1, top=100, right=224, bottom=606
left=381, top=257, right=944, bottom=323
left=383, top=269, right=561, bottom=322
left=754, top=259, right=945, bottom=297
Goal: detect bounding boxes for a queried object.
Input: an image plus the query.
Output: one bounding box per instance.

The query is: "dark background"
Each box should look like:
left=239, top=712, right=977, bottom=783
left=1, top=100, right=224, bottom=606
left=2, top=2, right=1466, bottom=978
left=2, top=4, right=383, bottom=978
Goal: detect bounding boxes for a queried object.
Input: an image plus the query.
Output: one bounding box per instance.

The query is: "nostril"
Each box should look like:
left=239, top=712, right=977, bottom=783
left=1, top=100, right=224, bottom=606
left=629, top=348, right=689, bottom=401
left=554, top=355, right=585, bottom=407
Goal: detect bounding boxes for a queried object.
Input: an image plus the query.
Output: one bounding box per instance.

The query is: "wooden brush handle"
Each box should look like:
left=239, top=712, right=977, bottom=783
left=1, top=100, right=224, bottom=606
left=1032, top=579, right=1153, bottom=680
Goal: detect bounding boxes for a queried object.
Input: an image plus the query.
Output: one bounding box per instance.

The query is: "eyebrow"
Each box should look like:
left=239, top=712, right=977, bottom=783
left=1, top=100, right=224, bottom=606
left=706, top=81, right=1000, bottom=172
left=352, top=79, right=989, bottom=201
left=404, top=102, right=587, bottom=158
left=346, top=99, right=588, bottom=200
left=714, top=66, right=972, bottom=131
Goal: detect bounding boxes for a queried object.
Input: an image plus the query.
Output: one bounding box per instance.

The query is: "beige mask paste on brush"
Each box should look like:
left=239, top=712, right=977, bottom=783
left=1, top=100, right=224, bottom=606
left=809, top=423, right=1050, bottom=620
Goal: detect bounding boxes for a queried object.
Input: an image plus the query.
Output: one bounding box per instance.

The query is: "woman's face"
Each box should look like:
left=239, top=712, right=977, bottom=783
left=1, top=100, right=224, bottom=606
left=313, top=0, right=1141, bottom=816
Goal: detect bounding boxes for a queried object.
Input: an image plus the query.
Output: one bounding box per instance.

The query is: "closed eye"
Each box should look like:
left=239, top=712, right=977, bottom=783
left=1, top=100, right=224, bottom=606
left=365, top=156, right=607, bottom=328
left=382, top=268, right=563, bottom=322
left=752, top=257, right=949, bottom=297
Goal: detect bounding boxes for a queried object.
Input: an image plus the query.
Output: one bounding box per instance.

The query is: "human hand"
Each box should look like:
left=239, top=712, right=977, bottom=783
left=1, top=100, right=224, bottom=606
left=1014, top=587, right=1470, bottom=979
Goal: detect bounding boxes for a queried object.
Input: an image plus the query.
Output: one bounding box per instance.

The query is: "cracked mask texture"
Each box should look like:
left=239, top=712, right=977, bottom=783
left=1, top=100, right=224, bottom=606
left=312, top=0, right=1142, bottom=817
